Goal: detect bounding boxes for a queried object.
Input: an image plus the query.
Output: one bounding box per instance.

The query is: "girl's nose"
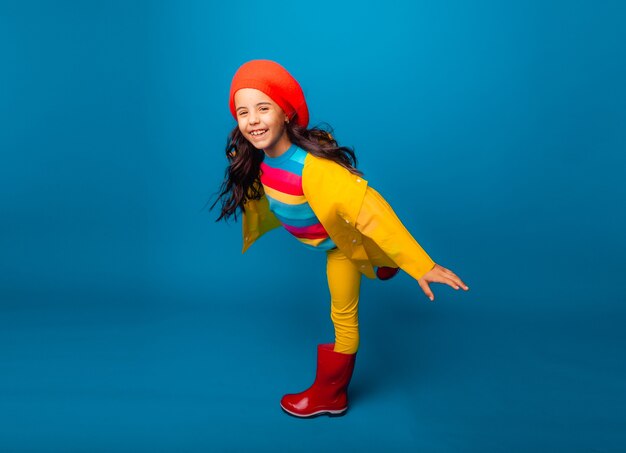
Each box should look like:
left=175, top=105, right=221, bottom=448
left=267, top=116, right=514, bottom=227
left=248, top=111, right=260, bottom=124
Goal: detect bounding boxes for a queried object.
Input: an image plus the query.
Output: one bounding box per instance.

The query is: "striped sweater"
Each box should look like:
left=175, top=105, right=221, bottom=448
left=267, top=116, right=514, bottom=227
left=259, top=144, right=336, bottom=251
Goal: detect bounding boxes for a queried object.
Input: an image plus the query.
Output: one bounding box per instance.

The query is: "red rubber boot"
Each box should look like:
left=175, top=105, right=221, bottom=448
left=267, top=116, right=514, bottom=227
left=376, top=266, right=399, bottom=280
left=280, top=344, right=356, bottom=418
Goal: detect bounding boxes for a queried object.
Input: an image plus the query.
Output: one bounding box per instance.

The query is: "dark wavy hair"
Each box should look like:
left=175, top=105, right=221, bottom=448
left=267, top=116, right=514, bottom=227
left=211, top=122, right=362, bottom=222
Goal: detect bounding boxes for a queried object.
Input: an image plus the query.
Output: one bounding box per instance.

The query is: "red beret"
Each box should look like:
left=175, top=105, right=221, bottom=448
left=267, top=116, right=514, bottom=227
left=229, top=60, right=309, bottom=128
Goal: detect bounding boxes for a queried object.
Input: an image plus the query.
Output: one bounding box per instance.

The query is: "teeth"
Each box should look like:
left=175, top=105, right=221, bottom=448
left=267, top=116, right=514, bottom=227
left=250, top=130, right=267, bottom=136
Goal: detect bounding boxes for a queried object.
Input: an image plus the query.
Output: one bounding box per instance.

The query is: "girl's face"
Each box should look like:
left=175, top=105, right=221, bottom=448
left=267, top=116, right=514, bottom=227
left=234, top=88, right=292, bottom=157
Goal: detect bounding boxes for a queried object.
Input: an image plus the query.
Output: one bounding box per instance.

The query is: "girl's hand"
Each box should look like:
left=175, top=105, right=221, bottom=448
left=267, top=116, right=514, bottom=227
left=418, top=264, right=469, bottom=302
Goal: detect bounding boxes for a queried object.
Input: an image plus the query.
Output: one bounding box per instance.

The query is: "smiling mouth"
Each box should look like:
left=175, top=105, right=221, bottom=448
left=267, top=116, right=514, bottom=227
left=250, top=129, right=268, bottom=138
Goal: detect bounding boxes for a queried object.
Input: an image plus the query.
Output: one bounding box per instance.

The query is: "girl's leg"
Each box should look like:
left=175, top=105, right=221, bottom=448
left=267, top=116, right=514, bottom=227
left=280, top=247, right=360, bottom=417
left=326, top=247, right=362, bottom=354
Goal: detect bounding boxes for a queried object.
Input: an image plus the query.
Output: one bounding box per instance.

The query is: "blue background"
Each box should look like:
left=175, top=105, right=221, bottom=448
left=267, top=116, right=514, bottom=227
left=1, top=0, right=625, bottom=451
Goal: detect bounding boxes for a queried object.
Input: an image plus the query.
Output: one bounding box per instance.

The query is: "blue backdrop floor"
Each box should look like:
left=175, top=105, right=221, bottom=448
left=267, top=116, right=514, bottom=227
left=1, top=287, right=623, bottom=452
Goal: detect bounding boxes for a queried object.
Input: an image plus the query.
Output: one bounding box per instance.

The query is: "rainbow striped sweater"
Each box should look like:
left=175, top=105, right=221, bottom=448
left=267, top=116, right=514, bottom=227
left=259, top=144, right=336, bottom=251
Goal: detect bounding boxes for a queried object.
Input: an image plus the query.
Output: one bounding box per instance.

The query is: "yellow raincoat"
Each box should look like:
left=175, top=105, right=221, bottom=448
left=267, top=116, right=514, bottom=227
left=241, top=153, right=436, bottom=281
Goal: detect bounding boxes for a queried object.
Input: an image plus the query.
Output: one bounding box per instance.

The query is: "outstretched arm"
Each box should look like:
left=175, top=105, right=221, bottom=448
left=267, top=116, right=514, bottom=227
left=355, top=186, right=469, bottom=301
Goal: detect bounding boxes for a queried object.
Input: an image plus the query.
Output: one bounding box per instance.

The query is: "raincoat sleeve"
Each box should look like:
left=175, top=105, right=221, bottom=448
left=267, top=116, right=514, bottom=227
left=355, top=186, right=436, bottom=281
left=302, top=153, right=435, bottom=282
left=241, top=193, right=281, bottom=253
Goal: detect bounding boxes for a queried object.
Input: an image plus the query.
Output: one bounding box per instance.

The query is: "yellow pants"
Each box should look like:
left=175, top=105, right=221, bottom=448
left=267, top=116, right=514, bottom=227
left=327, top=187, right=400, bottom=354
left=326, top=247, right=362, bottom=354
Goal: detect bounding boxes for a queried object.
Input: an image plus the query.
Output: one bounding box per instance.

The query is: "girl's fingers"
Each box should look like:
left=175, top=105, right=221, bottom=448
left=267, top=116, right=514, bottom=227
left=450, top=274, right=469, bottom=290
left=428, top=274, right=469, bottom=291
left=445, top=275, right=468, bottom=290
left=418, top=280, right=435, bottom=301
left=434, top=267, right=469, bottom=290
left=442, top=276, right=461, bottom=290
left=431, top=274, right=456, bottom=287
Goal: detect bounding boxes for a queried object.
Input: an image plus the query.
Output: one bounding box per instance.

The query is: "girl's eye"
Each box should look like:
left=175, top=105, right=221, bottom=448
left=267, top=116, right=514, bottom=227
left=259, top=106, right=269, bottom=112
left=238, top=111, right=247, bottom=116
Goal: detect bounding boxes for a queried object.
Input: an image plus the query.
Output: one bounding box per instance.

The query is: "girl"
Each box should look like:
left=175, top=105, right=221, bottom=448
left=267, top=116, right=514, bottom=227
left=213, top=59, right=469, bottom=418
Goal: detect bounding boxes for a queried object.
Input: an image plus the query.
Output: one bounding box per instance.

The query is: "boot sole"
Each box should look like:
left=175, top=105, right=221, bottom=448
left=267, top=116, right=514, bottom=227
left=280, top=405, right=348, bottom=418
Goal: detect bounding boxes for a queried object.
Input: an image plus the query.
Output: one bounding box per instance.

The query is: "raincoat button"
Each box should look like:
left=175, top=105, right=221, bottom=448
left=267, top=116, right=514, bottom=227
left=356, top=178, right=361, bottom=183
left=352, top=239, right=357, bottom=244
left=345, top=219, right=350, bottom=223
